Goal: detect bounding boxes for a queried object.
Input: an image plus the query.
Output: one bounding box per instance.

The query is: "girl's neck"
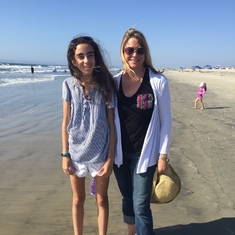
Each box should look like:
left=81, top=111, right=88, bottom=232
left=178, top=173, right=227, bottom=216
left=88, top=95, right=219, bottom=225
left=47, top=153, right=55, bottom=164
left=80, top=74, right=96, bottom=86
left=81, top=74, right=93, bottom=83
left=79, top=77, right=95, bottom=96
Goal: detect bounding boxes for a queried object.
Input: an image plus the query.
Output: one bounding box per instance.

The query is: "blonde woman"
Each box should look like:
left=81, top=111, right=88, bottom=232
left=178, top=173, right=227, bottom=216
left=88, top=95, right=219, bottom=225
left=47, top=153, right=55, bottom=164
left=113, top=28, right=172, bottom=235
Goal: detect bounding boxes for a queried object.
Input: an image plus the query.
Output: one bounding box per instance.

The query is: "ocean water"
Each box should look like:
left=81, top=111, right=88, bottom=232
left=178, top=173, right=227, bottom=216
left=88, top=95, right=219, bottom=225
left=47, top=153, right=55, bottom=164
left=0, top=62, right=120, bottom=123
left=0, top=62, right=69, bottom=122
left=0, top=62, right=68, bottom=87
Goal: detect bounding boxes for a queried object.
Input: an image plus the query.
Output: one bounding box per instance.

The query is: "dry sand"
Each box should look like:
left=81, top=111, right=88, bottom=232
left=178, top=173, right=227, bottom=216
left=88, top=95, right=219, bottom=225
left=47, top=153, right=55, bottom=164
left=0, top=69, right=234, bottom=235
left=153, top=69, right=235, bottom=235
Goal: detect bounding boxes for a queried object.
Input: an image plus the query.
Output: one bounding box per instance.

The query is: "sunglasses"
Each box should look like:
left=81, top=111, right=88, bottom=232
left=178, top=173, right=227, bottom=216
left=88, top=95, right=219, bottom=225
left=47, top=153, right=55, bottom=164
left=124, top=47, right=145, bottom=56
left=70, top=36, right=93, bottom=45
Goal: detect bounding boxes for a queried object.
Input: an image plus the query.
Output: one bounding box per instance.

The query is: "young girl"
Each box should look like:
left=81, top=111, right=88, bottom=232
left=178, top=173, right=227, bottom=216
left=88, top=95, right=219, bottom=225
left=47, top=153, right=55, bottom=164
left=193, top=82, right=207, bottom=110
left=61, top=35, right=116, bottom=235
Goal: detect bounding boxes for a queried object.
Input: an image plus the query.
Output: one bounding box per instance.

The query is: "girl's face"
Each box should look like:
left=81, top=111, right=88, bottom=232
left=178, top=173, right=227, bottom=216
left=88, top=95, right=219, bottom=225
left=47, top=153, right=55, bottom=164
left=124, top=37, right=145, bottom=70
left=72, top=43, right=95, bottom=77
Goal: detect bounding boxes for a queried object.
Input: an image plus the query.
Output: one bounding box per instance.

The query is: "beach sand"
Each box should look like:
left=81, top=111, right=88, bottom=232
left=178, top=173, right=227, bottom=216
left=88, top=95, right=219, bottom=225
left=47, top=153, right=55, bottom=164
left=0, top=70, right=234, bottom=235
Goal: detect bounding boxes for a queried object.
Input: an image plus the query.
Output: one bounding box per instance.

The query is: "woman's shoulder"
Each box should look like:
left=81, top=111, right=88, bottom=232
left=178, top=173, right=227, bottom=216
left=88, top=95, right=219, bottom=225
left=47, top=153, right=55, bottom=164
left=113, top=70, right=123, bottom=79
left=113, top=70, right=123, bottom=87
left=149, top=69, right=168, bottom=83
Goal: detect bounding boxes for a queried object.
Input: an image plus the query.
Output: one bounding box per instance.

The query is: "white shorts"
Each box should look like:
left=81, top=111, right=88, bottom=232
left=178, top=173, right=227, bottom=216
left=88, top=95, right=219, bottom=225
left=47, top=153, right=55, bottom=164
left=72, top=160, right=105, bottom=177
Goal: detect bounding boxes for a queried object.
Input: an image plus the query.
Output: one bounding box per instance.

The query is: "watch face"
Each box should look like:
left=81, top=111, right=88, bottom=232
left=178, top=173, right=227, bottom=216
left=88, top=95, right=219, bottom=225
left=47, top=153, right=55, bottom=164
left=159, top=157, right=169, bottom=162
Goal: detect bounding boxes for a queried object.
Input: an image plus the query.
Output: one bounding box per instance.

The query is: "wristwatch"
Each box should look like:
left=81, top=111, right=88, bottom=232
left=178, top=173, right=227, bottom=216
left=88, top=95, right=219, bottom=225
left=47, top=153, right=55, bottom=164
left=159, top=156, right=170, bottom=163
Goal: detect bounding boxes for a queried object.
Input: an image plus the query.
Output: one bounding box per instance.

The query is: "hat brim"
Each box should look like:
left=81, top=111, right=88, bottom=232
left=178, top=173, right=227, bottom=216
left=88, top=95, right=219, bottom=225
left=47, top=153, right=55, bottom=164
left=150, top=164, right=181, bottom=204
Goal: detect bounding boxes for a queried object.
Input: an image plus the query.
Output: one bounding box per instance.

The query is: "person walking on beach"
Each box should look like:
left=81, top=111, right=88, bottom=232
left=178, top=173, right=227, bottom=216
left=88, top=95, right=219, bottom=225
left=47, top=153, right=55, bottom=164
left=61, top=35, right=116, bottom=235
left=193, top=82, right=207, bottom=110
left=113, top=28, right=172, bottom=235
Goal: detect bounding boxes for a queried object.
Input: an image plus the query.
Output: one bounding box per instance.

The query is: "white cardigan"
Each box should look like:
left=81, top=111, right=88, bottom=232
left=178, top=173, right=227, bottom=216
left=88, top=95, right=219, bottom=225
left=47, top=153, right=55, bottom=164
left=114, top=69, right=172, bottom=174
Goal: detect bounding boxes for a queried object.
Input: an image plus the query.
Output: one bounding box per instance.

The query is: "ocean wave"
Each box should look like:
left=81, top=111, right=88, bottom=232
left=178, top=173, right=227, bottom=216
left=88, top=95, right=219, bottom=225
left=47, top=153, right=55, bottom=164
left=0, top=76, right=56, bottom=87
left=0, top=62, right=121, bottom=87
left=0, top=62, right=69, bottom=87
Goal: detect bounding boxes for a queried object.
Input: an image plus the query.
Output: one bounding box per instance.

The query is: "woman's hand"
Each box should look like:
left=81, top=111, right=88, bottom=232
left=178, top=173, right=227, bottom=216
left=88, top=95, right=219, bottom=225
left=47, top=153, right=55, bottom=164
left=157, top=154, right=169, bottom=174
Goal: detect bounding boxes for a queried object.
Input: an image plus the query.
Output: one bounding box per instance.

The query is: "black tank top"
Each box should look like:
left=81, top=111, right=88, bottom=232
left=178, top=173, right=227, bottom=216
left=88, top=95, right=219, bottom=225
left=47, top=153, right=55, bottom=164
left=118, top=68, right=154, bottom=153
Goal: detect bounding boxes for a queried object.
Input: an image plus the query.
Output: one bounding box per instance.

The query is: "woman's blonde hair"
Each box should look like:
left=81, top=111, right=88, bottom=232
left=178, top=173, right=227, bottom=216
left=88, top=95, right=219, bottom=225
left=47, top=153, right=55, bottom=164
left=120, top=28, right=160, bottom=78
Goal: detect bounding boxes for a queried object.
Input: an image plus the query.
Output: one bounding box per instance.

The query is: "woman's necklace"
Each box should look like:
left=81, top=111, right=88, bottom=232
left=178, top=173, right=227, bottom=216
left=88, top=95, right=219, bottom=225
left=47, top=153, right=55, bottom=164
left=128, top=67, right=145, bottom=82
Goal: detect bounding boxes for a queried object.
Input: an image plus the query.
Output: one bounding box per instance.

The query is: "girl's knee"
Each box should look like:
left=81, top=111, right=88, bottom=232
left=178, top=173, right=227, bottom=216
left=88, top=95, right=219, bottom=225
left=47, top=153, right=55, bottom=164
left=73, top=195, right=86, bottom=206
left=96, top=195, right=109, bottom=207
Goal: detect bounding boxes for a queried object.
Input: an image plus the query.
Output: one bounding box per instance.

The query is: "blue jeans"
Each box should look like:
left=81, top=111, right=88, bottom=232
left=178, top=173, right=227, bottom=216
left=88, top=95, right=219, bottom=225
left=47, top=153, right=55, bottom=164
left=113, top=152, right=156, bottom=235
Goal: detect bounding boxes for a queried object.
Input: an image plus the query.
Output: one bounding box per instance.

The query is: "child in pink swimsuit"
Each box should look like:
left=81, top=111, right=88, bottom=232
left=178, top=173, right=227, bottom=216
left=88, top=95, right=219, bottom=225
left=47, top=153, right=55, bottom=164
left=193, top=82, right=207, bottom=110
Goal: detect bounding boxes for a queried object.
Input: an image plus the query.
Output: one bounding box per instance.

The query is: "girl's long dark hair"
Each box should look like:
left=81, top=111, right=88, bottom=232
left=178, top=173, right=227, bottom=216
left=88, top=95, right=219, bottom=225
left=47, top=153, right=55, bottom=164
left=67, top=36, right=116, bottom=104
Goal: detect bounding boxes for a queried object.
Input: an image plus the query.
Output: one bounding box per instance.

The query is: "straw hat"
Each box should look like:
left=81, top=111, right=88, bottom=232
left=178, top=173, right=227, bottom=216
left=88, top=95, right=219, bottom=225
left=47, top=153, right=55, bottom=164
left=150, top=164, right=181, bottom=204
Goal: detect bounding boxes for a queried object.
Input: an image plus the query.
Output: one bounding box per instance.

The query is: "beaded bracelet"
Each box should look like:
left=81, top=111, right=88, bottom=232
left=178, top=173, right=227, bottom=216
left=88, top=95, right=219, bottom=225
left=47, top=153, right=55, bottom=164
left=61, top=152, right=70, bottom=158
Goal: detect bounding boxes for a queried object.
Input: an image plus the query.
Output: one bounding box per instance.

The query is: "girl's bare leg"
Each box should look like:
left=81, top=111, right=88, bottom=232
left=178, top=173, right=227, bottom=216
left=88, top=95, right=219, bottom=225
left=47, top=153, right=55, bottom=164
left=70, top=175, right=86, bottom=235
left=199, top=98, right=205, bottom=109
left=96, top=176, right=110, bottom=235
left=193, top=98, right=199, bottom=109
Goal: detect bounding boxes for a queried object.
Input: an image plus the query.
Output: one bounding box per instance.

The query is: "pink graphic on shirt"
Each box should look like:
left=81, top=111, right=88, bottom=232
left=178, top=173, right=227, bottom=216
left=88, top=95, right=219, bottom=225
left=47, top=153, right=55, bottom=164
left=137, top=94, right=153, bottom=110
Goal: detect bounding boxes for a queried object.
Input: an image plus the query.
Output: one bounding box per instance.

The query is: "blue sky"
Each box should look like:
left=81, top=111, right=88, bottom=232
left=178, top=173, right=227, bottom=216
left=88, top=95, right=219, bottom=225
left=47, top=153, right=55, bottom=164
left=0, top=0, right=234, bottom=68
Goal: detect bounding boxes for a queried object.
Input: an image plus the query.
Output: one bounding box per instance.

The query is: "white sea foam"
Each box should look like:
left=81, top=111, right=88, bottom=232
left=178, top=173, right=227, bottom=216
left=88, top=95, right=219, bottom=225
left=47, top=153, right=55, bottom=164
left=0, top=62, right=120, bottom=87
left=0, top=62, right=68, bottom=87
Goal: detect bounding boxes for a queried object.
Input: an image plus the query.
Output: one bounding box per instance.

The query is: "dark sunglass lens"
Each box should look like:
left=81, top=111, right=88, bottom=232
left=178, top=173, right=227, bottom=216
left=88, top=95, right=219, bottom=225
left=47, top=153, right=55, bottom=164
left=124, top=47, right=134, bottom=55
left=124, top=47, right=145, bottom=55
left=71, top=38, right=78, bottom=44
left=71, top=36, right=92, bottom=45
left=81, top=36, right=92, bottom=42
left=84, top=36, right=92, bottom=41
left=137, top=48, right=145, bottom=55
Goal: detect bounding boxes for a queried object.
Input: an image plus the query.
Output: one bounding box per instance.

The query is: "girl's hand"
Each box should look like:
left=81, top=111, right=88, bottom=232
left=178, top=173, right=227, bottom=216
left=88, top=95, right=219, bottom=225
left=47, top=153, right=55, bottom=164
left=97, top=158, right=113, bottom=177
left=62, top=157, right=76, bottom=175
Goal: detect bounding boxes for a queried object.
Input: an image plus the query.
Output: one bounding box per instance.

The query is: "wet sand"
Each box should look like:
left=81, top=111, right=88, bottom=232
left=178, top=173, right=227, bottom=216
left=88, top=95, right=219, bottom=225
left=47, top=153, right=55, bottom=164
left=0, top=70, right=234, bottom=234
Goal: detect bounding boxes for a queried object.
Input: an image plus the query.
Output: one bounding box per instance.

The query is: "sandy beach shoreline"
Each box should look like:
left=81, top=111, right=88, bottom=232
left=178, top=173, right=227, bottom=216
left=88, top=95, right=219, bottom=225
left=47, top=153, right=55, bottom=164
left=0, top=70, right=234, bottom=235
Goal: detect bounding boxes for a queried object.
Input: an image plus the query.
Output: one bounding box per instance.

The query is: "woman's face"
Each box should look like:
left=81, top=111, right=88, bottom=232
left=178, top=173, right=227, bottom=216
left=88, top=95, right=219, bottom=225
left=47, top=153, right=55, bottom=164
left=124, top=37, right=145, bottom=70
left=72, top=43, right=95, bottom=77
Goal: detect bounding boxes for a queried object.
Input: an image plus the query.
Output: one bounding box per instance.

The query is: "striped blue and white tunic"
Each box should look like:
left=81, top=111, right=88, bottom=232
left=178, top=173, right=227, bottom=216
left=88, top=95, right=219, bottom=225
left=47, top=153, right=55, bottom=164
left=62, top=76, right=115, bottom=164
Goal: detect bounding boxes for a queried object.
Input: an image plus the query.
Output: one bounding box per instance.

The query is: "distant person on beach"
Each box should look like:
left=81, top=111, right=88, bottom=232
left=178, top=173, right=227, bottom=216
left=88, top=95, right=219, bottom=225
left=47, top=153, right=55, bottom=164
left=31, top=66, right=34, bottom=73
left=113, top=28, right=172, bottom=235
left=61, top=35, right=116, bottom=235
left=193, top=82, right=207, bottom=110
